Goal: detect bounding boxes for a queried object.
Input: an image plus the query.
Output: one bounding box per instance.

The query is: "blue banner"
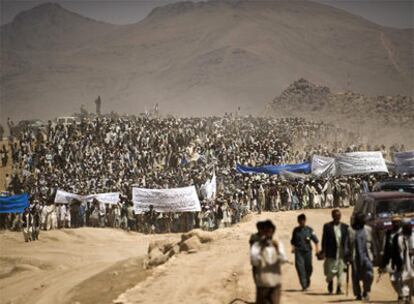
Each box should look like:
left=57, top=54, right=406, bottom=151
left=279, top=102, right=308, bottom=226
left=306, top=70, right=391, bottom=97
left=236, top=162, right=311, bottom=175
left=0, top=193, right=29, bottom=214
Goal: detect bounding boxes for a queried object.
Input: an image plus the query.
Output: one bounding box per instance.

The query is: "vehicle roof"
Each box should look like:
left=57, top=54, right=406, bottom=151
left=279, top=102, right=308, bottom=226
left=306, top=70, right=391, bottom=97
left=362, top=191, right=414, bottom=200
left=377, top=179, right=414, bottom=186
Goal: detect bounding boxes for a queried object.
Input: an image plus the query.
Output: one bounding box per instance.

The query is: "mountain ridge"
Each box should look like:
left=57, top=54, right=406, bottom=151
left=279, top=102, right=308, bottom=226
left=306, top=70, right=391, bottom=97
left=1, top=0, right=413, bottom=127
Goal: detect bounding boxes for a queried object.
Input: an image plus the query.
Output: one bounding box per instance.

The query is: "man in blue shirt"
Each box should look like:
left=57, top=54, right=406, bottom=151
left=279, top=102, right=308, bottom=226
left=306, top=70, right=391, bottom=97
left=291, top=213, right=319, bottom=291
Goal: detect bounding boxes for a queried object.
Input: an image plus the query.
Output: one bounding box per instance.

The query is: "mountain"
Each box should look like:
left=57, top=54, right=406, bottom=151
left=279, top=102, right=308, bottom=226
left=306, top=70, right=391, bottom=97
left=1, top=0, right=413, bottom=124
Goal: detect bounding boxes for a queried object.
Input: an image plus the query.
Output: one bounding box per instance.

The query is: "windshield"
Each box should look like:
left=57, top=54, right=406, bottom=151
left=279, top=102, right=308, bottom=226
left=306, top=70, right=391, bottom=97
left=376, top=199, right=414, bottom=216
left=380, top=184, right=414, bottom=193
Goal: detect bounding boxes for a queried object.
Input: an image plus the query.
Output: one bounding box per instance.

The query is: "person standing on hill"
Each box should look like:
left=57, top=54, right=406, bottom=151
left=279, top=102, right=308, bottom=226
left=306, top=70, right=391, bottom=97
left=291, top=213, right=319, bottom=291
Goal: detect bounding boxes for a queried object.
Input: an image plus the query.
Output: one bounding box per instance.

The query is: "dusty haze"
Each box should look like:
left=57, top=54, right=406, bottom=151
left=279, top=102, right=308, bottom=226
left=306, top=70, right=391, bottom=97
left=0, top=0, right=413, bottom=134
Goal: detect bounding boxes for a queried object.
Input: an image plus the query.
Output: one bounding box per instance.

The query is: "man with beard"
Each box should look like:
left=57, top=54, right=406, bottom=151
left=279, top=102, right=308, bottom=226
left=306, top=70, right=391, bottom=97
left=321, top=209, right=349, bottom=295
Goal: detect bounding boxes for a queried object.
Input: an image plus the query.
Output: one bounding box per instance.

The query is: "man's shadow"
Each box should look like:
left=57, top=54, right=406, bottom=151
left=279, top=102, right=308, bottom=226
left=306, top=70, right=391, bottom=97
left=228, top=298, right=255, bottom=304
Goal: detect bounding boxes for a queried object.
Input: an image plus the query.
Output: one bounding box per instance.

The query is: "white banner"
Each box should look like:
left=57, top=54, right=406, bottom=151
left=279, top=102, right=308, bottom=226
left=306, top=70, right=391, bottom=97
left=335, top=151, right=388, bottom=176
left=85, top=192, right=120, bottom=205
left=394, top=151, right=414, bottom=174
left=54, top=190, right=120, bottom=204
left=311, top=155, right=336, bottom=177
left=133, top=186, right=201, bottom=213
left=54, top=190, right=83, bottom=204
left=280, top=170, right=309, bottom=181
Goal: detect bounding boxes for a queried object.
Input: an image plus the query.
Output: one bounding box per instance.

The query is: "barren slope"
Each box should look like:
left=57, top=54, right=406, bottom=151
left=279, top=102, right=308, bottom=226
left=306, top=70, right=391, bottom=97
left=1, top=0, right=413, bottom=124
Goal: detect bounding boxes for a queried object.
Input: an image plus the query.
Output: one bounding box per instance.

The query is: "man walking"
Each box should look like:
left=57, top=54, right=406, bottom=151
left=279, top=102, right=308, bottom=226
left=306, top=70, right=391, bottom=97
left=251, top=220, right=287, bottom=304
left=321, top=209, right=349, bottom=295
left=380, top=215, right=403, bottom=301
left=382, top=219, right=414, bottom=303
left=291, top=213, right=319, bottom=291
left=347, top=213, right=374, bottom=301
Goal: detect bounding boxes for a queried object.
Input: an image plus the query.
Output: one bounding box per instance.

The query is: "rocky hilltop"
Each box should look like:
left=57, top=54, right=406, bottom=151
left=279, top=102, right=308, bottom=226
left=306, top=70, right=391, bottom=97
left=272, top=79, right=414, bottom=145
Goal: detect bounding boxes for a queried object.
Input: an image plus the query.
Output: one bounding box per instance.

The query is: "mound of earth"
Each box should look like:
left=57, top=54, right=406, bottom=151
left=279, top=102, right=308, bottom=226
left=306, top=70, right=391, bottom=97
left=271, top=79, right=414, bottom=147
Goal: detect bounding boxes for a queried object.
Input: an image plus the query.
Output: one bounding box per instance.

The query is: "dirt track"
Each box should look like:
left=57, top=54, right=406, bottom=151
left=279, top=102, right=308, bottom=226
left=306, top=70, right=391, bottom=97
left=0, top=209, right=395, bottom=304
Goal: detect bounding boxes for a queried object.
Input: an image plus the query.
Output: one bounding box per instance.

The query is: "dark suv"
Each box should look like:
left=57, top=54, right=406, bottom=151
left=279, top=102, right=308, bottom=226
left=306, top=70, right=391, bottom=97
left=352, top=191, right=414, bottom=266
left=373, top=179, right=414, bottom=193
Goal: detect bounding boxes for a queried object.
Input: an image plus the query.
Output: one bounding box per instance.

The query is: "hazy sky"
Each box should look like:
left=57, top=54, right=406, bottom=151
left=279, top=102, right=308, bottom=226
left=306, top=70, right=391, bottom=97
left=0, top=0, right=413, bottom=28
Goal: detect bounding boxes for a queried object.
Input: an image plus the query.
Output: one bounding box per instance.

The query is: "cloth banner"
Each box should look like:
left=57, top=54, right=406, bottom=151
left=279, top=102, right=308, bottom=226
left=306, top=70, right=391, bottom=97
left=85, top=193, right=120, bottom=204
left=55, top=190, right=120, bottom=204
left=335, top=151, right=388, bottom=176
left=394, top=151, right=414, bottom=174
left=311, top=155, right=337, bottom=177
left=133, top=186, right=201, bottom=213
left=280, top=170, right=309, bottom=181
left=54, top=190, right=83, bottom=204
left=0, top=193, right=29, bottom=213
left=236, top=162, right=311, bottom=175
left=200, top=173, right=216, bottom=200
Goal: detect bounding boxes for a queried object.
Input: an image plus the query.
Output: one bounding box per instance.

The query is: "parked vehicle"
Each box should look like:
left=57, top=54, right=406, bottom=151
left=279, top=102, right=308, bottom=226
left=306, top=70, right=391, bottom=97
left=373, top=179, right=414, bottom=193
left=55, top=116, right=79, bottom=126
left=11, top=119, right=46, bottom=137
left=352, top=191, right=414, bottom=266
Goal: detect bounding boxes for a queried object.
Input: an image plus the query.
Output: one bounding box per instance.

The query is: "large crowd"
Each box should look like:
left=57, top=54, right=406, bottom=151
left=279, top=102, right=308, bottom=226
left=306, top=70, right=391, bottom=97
left=0, top=114, right=410, bottom=234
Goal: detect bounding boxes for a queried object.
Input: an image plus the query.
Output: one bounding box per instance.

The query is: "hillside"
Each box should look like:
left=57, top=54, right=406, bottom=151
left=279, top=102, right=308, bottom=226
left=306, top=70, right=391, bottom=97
left=1, top=0, right=413, bottom=124
left=271, top=78, right=414, bottom=146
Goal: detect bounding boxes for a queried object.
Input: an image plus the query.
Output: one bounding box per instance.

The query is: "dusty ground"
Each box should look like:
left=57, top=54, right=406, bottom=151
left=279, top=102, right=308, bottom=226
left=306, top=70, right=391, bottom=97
left=0, top=228, right=179, bottom=304
left=0, top=209, right=395, bottom=304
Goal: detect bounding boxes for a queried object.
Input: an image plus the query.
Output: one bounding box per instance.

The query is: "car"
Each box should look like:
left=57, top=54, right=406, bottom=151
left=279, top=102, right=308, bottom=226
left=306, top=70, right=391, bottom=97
left=11, top=119, right=46, bottom=137
left=55, top=116, right=80, bottom=126
left=352, top=191, right=414, bottom=266
left=373, top=179, right=414, bottom=193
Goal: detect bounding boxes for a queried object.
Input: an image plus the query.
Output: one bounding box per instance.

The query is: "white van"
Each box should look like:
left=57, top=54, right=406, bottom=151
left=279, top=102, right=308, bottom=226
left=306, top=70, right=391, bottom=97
left=56, top=116, right=79, bottom=126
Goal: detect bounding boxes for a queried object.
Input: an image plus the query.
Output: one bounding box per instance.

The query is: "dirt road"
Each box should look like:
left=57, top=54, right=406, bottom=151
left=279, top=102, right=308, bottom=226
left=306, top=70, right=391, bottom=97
left=0, top=209, right=395, bottom=304
left=116, top=209, right=395, bottom=304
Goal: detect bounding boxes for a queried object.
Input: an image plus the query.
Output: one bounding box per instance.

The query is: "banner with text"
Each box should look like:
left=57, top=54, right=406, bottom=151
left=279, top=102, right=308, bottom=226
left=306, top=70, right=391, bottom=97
left=54, top=190, right=120, bottom=205
left=311, top=155, right=337, bottom=177
left=335, top=151, right=388, bottom=176
left=133, top=186, right=201, bottom=213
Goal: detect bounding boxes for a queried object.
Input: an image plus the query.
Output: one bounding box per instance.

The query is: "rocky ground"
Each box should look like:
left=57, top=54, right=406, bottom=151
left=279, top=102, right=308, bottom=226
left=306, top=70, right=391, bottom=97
left=271, top=79, right=414, bottom=148
left=0, top=209, right=395, bottom=304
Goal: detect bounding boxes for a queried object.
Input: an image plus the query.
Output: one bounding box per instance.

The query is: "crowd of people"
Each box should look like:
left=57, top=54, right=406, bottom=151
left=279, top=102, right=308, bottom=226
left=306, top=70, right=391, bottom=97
left=250, top=209, right=413, bottom=304
left=0, top=112, right=413, bottom=302
left=0, top=113, right=409, bottom=235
